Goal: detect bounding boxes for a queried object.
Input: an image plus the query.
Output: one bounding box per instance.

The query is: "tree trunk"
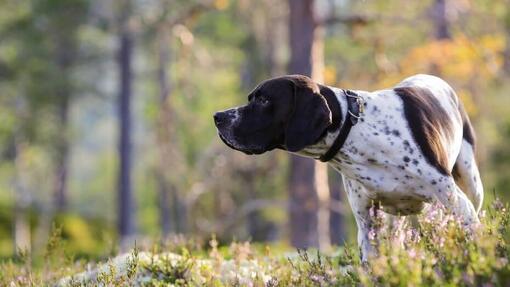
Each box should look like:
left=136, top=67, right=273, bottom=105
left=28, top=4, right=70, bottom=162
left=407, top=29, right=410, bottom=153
left=504, top=6, right=510, bottom=75
left=117, top=5, right=135, bottom=248
left=53, top=36, right=75, bottom=213
left=287, top=0, right=319, bottom=248
left=288, top=157, right=318, bottom=248
left=432, top=0, right=451, bottom=40
left=157, top=174, right=172, bottom=237
left=155, top=29, right=173, bottom=237
left=173, top=185, right=187, bottom=234
left=243, top=172, right=258, bottom=240
left=13, top=107, right=31, bottom=254
left=53, top=96, right=70, bottom=212
left=311, top=25, right=332, bottom=250
left=329, top=171, right=347, bottom=245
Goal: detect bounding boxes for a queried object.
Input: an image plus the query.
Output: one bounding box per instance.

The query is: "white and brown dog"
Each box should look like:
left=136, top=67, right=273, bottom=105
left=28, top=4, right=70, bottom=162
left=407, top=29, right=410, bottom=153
left=214, top=74, right=483, bottom=261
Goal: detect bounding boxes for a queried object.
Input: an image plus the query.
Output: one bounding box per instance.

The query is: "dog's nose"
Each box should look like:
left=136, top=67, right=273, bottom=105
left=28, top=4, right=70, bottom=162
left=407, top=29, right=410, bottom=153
left=214, top=112, right=225, bottom=126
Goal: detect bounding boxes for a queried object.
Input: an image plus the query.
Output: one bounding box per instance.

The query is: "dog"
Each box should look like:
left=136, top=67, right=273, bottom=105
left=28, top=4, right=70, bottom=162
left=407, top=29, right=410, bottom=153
left=214, top=74, right=483, bottom=261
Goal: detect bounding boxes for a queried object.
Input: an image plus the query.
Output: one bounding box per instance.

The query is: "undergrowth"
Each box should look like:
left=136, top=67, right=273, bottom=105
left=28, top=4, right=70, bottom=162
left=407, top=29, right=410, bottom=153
left=1, top=198, right=509, bottom=286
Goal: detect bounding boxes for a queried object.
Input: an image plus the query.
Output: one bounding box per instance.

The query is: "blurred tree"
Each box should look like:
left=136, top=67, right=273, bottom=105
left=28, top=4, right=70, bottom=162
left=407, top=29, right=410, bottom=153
left=432, top=0, right=451, bottom=40
left=0, top=0, right=509, bottom=260
left=116, top=0, right=136, bottom=249
left=287, top=0, right=320, bottom=248
left=45, top=0, right=89, bottom=212
left=504, top=2, right=510, bottom=75
left=12, top=99, right=31, bottom=254
left=144, top=0, right=213, bottom=237
left=311, top=21, right=331, bottom=250
left=151, top=1, right=209, bottom=236
left=155, top=24, right=174, bottom=237
left=236, top=0, right=287, bottom=241
left=0, top=0, right=91, bottom=254
left=287, top=0, right=361, bottom=249
left=329, top=171, right=347, bottom=245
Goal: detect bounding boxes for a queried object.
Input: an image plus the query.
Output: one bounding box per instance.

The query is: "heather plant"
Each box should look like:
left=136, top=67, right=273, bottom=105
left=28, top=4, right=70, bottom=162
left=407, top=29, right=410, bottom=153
left=358, top=198, right=510, bottom=286
left=2, top=198, right=510, bottom=286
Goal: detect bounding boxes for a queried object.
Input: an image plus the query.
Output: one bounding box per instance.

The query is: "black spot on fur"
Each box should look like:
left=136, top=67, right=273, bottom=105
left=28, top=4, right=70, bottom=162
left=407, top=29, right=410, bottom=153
left=403, top=156, right=410, bottom=163
left=384, top=126, right=391, bottom=135
left=392, top=130, right=401, bottom=137
left=367, top=158, right=377, bottom=164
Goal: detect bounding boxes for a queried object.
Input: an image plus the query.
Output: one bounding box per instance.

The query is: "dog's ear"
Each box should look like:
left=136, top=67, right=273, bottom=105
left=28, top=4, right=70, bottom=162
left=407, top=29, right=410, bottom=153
left=284, top=76, right=332, bottom=152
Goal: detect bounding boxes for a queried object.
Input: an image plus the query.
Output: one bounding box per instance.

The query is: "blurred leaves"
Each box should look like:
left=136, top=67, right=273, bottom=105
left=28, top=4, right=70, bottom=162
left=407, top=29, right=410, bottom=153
left=0, top=0, right=509, bottom=263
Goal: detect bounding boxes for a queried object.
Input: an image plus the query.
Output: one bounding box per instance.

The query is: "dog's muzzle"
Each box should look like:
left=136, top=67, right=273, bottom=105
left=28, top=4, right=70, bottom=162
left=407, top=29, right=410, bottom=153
left=214, top=109, right=241, bottom=151
left=214, top=109, right=237, bottom=128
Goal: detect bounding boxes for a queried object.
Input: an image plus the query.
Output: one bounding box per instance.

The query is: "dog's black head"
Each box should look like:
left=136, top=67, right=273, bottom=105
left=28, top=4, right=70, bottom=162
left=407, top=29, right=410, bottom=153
left=214, top=75, right=332, bottom=154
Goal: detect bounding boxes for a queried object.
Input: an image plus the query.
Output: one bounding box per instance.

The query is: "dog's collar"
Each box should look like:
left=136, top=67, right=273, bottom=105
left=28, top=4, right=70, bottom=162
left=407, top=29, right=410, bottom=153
left=319, top=89, right=364, bottom=162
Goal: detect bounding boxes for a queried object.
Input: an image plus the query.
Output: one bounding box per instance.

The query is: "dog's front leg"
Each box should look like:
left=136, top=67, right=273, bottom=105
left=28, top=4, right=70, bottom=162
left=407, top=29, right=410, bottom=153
left=343, top=178, right=379, bottom=262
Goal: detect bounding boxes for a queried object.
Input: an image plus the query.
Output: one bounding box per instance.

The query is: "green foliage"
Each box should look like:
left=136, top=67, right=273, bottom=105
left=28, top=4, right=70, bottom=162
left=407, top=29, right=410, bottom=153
left=0, top=1, right=510, bottom=284
left=1, top=199, right=510, bottom=286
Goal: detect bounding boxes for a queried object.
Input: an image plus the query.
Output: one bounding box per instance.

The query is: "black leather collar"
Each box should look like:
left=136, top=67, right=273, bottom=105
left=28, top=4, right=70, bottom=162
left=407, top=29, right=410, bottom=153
left=319, top=89, right=364, bottom=162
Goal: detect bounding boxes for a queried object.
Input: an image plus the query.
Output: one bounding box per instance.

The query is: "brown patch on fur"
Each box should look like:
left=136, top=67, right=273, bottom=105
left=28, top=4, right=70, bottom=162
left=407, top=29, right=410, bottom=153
left=394, top=86, right=454, bottom=176
left=285, top=74, right=320, bottom=94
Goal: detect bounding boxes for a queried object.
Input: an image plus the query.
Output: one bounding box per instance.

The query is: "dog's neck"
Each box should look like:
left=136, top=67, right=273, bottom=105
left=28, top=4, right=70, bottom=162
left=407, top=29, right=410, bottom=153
left=296, top=86, right=351, bottom=161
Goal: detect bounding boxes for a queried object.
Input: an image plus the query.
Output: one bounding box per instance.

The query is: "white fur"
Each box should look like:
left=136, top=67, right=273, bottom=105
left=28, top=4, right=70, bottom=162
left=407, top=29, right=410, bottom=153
left=298, top=74, right=482, bottom=261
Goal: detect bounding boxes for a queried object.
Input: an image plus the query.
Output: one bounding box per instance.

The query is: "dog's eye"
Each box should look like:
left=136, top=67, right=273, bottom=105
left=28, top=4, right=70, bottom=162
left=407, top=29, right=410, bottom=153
left=257, top=97, right=269, bottom=105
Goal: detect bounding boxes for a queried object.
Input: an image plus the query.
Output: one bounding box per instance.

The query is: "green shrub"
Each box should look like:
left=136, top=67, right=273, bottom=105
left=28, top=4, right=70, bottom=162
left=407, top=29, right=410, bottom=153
left=1, top=198, right=510, bottom=286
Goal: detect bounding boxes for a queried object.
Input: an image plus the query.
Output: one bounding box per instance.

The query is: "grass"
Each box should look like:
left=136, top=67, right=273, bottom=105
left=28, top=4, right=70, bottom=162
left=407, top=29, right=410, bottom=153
left=1, top=198, right=510, bottom=286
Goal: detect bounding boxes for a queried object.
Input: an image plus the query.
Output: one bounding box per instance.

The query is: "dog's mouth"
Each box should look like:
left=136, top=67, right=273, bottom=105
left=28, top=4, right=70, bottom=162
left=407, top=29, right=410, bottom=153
left=217, top=131, right=268, bottom=155
left=218, top=132, right=241, bottom=151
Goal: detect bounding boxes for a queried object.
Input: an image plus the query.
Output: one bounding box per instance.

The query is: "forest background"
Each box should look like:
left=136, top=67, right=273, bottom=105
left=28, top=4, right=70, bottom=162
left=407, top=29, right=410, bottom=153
left=0, top=0, right=509, bottom=264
